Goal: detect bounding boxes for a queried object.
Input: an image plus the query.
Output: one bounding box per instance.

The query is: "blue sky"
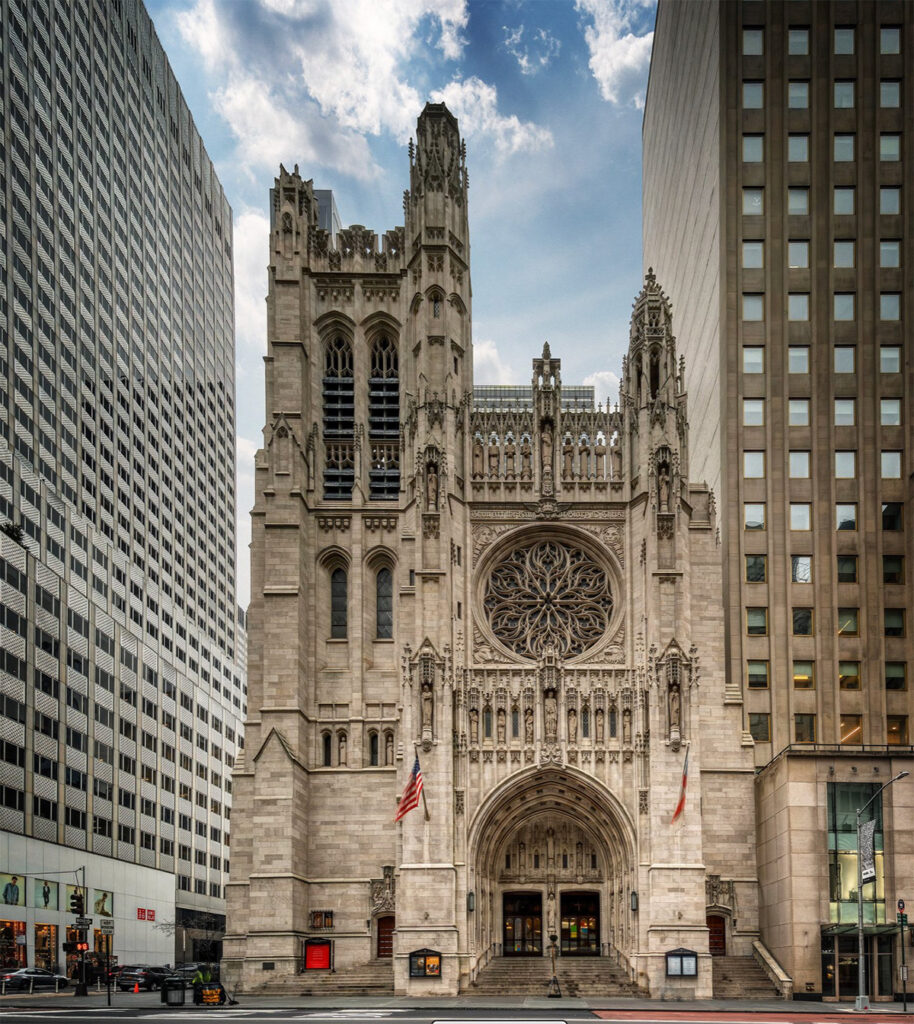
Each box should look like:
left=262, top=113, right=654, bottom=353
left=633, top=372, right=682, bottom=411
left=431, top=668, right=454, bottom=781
left=144, top=0, right=657, bottom=603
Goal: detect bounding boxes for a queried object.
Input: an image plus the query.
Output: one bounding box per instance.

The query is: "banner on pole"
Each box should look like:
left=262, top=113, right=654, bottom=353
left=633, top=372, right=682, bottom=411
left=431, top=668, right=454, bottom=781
left=859, top=818, right=877, bottom=884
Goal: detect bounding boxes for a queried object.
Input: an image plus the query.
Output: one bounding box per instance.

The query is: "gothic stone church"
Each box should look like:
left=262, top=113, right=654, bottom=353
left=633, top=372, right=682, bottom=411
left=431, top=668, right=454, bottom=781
left=224, top=105, right=758, bottom=997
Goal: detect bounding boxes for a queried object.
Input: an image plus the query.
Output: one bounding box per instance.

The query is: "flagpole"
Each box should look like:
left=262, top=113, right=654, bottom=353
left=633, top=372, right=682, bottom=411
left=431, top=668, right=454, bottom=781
left=414, top=744, right=430, bottom=821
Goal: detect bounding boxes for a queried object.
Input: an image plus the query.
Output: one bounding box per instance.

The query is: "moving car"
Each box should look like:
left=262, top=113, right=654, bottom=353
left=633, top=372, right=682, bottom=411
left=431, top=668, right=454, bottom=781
left=0, top=968, right=69, bottom=992
left=116, top=965, right=176, bottom=991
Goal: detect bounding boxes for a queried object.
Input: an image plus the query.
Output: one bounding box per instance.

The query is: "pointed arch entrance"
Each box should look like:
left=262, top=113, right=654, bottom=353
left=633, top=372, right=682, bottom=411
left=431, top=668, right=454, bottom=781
left=467, top=765, right=637, bottom=963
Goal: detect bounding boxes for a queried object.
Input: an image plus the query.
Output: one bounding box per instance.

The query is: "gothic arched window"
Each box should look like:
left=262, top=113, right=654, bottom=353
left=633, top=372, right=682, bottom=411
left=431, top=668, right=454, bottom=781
left=369, top=731, right=379, bottom=766
left=330, top=567, right=347, bottom=639
left=368, top=335, right=399, bottom=499
left=323, top=337, right=354, bottom=499
left=376, top=567, right=393, bottom=639
left=322, top=732, right=332, bottom=767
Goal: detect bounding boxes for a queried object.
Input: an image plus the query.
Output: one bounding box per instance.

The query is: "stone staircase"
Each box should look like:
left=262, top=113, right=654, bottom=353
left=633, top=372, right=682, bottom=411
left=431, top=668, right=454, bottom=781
left=471, top=955, right=643, bottom=997
left=254, top=958, right=394, bottom=997
left=711, top=955, right=780, bottom=999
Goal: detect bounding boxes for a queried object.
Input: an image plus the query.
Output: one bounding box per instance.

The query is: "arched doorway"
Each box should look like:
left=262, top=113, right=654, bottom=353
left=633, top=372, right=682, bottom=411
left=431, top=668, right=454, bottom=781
left=376, top=915, right=395, bottom=958
left=467, top=765, right=637, bottom=965
left=706, top=914, right=726, bottom=956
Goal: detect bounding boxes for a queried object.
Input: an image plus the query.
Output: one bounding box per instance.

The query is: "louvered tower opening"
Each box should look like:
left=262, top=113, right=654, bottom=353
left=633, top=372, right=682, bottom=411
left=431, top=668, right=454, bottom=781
left=322, top=337, right=355, bottom=499
left=368, top=336, right=399, bottom=499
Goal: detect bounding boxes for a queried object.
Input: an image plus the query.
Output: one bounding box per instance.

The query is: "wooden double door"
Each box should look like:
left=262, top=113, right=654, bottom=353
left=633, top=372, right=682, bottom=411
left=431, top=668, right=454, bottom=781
left=376, top=915, right=395, bottom=958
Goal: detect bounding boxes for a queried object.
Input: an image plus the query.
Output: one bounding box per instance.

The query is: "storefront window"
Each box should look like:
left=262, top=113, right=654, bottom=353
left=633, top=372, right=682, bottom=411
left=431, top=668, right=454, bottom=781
left=0, top=920, right=27, bottom=968
left=826, top=783, right=885, bottom=924
left=34, top=924, right=58, bottom=971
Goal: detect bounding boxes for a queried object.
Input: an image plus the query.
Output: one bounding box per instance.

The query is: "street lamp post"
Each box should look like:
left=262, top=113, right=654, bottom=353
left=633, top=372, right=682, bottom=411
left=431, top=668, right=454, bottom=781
left=855, top=770, right=909, bottom=1011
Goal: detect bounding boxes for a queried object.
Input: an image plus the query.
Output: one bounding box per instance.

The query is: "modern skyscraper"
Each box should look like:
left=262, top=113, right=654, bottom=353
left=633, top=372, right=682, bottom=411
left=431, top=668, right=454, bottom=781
left=0, top=0, right=245, bottom=972
left=644, top=0, right=913, bottom=1001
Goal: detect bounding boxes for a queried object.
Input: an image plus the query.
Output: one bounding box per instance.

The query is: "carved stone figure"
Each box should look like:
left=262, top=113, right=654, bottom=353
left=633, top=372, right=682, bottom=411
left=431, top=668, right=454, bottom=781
left=488, top=441, right=499, bottom=477
left=595, top=707, right=605, bottom=744
left=579, top=439, right=590, bottom=478
left=338, top=732, right=347, bottom=765
left=520, top=436, right=533, bottom=479
left=426, top=462, right=438, bottom=510
left=421, top=682, right=434, bottom=732
left=504, top=438, right=516, bottom=478
left=544, top=694, right=557, bottom=743
left=611, top=444, right=622, bottom=479
left=562, top=438, right=574, bottom=478
left=669, top=683, right=681, bottom=731
left=540, top=423, right=553, bottom=478
left=472, top=438, right=484, bottom=478
left=658, top=463, right=670, bottom=511
left=497, top=707, right=506, bottom=744
left=469, top=708, right=479, bottom=744
left=594, top=439, right=606, bottom=478
left=622, top=707, right=632, bottom=745
left=546, top=890, right=557, bottom=936
left=524, top=706, right=534, bottom=745
left=567, top=706, right=577, bottom=743
left=385, top=733, right=394, bottom=765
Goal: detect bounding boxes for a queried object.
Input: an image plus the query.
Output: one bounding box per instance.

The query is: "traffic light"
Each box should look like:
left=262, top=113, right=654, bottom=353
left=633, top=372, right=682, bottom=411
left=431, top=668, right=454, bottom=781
left=69, top=889, right=84, bottom=915
left=76, top=941, right=89, bottom=952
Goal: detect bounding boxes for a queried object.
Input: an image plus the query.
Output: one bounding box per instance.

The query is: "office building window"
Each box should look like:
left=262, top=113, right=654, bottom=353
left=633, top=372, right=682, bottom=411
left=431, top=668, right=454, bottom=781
left=835, top=451, right=856, bottom=478
left=788, top=294, right=809, bottom=321
left=743, top=347, right=764, bottom=373
left=834, top=241, right=855, bottom=268
left=834, top=293, right=855, bottom=320
left=743, top=28, right=763, bottom=55
left=747, top=660, right=769, bottom=688
left=789, top=451, right=810, bottom=478
left=836, top=504, right=857, bottom=531
left=791, top=555, right=812, bottom=583
left=881, top=451, right=901, bottom=478
left=884, top=609, right=905, bottom=637
left=794, top=714, right=816, bottom=744
left=746, top=607, right=768, bottom=636
left=834, top=27, right=854, bottom=54
left=743, top=399, right=764, bottom=426
left=742, top=241, right=764, bottom=268
left=834, top=188, right=855, bottom=215
left=742, top=294, right=764, bottom=320
left=880, top=346, right=901, bottom=373
left=840, top=715, right=862, bottom=745
left=743, top=187, right=764, bottom=215
left=787, top=27, right=808, bottom=54
left=880, top=80, right=900, bottom=108
left=887, top=716, right=908, bottom=745
left=744, top=451, right=765, bottom=478
left=880, top=135, right=900, bottom=162
left=788, top=346, right=809, bottom=373
left=744, top=503, right=766, bottom=530
left=882, top=502, right=903, bottom=531
left=880, top=398, right=901, bottom=425
left=788, top=399, right=809, bottom=426
left=885, top=663, right=906, bottom=690
left=788, top=240, right=809, bottom=267
left=883, top=555, right=904, bottom=584
left=788, top=81, right=809, bottom=108
left=839, top=661, right=861, bottom=690
left=788, top=188, right=809, bottom=215
left=880, top=26, right=901, bottom=54
left=834, top=399, right=856, bottom=426
left=793, top=660, right=814, bottom=689
left=834, top=346, right=855, bottom=373
left=745, top=554, right=767, bottom=583
left=788, top=135, right=809, bottom=162
left=742, top=135, right=764, bottom=162
left=880, top=187, right=900, bottom=215
left=837, top=607, right=859, bottom=636
left=792, top=607, right=814, bottom=635
left=837, top=555, right=857, bottom=583
left=833, top=134, right=855, bottom=162
left=790, top=503, right=811, bottom=530
left=749, top=713, right=770, bottom=742
left=743, top=81, right=764, bottom=108
left=880, top=293, right=900, bottom=320
left=880, top=240, right=900, bottom=268
left=834, top=81, right=855, bottom=108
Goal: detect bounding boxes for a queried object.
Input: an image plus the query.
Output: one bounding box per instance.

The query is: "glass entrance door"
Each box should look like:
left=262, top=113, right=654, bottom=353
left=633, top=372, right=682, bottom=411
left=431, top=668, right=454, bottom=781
left=560, top=892, right=599, bottom=955
left=503, top=892, right=542, bottom=955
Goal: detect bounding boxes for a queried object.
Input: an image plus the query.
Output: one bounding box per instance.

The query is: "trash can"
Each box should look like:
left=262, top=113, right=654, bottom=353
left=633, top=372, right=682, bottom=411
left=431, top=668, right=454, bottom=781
left=161, top=978, right=186, bottom=1005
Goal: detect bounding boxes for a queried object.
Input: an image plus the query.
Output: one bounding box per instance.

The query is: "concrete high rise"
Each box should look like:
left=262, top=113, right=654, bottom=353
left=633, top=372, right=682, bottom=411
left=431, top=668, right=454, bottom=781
left=0, top=0, right=245, bottom=973
left=644, top=0, right=913, bottom=1001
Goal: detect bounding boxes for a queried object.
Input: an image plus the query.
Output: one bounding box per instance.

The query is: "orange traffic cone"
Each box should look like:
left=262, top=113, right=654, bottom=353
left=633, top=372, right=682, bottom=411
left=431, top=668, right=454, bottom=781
left=133, top=982, right=139, bottom=993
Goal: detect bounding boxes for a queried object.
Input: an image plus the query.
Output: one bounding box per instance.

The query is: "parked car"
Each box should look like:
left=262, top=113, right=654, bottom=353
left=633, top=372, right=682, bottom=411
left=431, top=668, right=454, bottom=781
left=1, top=967, right=69, bottom=992
left=116, top=965, right=176, bottom=991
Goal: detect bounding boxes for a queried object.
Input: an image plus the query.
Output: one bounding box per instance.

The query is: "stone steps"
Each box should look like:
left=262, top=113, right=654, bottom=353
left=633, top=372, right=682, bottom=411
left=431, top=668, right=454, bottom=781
left=255, top=959, right=394, bottom=997
left=472, top=956, right=643, bottom=997
left=711, top=956, right=780, bottom=999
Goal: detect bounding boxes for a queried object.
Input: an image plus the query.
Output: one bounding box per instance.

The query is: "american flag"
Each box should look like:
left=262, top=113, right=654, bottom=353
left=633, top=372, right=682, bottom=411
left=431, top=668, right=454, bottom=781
left=670, top=747, right=689, bottom=824
left=394, top=756, right=424, bottom=822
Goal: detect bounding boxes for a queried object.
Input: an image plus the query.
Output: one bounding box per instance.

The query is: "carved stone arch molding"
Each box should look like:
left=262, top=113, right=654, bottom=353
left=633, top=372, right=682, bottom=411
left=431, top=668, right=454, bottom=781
left=473, top=524, right=624, bottom=666
left=316, top=545, right=352, bottom=572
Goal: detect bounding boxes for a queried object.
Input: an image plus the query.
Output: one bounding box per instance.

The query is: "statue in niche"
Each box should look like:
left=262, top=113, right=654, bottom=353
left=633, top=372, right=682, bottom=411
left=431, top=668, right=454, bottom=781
left=425, top=461, right=438, bottom=511
left=546, top=890, right=557, bottom=936
left=540, top=422, right=554, bottom=480
left=562, top=437, right=574, bottom=478
left=496, top=707, right=506, bottom=744
left=622, top=707, right=632, bottom=745
left=469, top=708, right=479, bottom=744
left=519, top=842, right=526, bottom=873
left=472, top=438, right=484, bottom=478
left=669, top=683, right=681, bottom=733
left=385, top=733, right=394, bottom=765
left=524, top=706, right=534, bottom=745
left=567, top=706, right=577, bottom=743
left=504, top=436, right=516, bottom=478
left=544, top=694, right=557, bottom=743
left=520, top=436, right=533, bottom=479
left=338, top=733, right=347, bottom=766
left=658, top=461, right=671, bottom=511
left=488, top=440, right=499, bottom=477
left=611, top=444, right=622, bottom=479
left=579, top=438, right=591, bottom=478
left=576, top=842, right=583, bottom=875
left=594, top=437, right=606, bottom=478
left=421, top=681, right=434, bottom=732
left=595, top=707, right=605, bottom=744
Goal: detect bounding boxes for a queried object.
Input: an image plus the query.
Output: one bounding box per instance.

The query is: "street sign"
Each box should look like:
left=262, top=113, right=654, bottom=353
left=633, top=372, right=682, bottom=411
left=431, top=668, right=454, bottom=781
left=100, top=919, right=114, bottom=935
left=75, top=916, right=92, bottom=928
left=897, top=913, right=909, bottom=927
left=899, top=898, right=906, bottom=911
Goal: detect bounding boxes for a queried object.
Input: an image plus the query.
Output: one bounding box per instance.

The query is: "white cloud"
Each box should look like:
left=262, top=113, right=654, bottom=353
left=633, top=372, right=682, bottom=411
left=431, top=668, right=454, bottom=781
left=583, top=369, right=621, bottom=407
left=233, top=210, right=270, bottom=358
left=502, top=24, right=561, bottom=76
left=473, top=339, right=524, bottom=385
left=431, top=77, right=553, bottom=156
left=575, top=0, right=654, bottom=108
left=174, top=0, right=232, bottom=72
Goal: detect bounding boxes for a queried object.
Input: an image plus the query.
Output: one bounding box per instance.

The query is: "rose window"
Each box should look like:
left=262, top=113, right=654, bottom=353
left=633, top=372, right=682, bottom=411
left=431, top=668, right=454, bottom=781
left=484, top=539, right=614, bottom=659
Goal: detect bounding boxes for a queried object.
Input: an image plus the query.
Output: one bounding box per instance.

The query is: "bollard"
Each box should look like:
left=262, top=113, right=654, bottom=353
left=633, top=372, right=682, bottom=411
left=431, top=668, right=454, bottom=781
left=30, top=977, right=34, bottom=995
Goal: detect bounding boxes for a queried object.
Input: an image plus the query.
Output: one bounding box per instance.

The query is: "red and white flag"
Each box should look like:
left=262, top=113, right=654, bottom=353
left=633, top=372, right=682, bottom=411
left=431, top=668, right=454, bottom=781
left=394, top=755, right=424, bottom=822
left=670, top=747, right=689, bottom=824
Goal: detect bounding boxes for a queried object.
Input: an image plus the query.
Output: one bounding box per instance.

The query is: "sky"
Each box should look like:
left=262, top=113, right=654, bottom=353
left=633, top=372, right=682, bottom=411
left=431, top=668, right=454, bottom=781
left=144, top=0, right=658, bottom=606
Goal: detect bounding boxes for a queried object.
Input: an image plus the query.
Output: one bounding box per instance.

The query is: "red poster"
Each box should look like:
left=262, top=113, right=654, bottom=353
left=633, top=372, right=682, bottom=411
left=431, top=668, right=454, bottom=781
left=147, top=909, right=155, bottom=921
left=137, top=908, right=146, bottom=920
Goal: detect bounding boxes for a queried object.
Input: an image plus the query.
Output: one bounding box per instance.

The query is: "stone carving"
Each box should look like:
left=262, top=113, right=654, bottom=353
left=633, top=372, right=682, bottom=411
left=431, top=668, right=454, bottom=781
left=544, top=693, right=557, bottom=744
left=472, top=437, right=484, bottom=478
left=595, top=708, right=605, bottom=744
left=426, top=459, right=439, bottom=510
left=484, top=539, right=614, bottom=659
left=455, top=790, right=464, bottom=815
left=472, top=522, right=514, bottom=561
left=567, top=706, right=577, bottom=743
left=706, top=874, right=736, bottom=910
left=520, top=436, right=533, bottom=479
left=317, top=516, right=351, bottom=532
left=370, top=876, right=395, bottom=914
left=469, top=708, right=479, bottom=744
left=524, top=706, right=534, bottom=745
left=639, top=790, right=649, bottom=814
left=421, top=681, right=434, bottom=733
left=622, top=707, right=632, bottom=745
left=658, top=461, right=671, bottom=511
left=422, top=514, right=439, bottom=539
left=496, top=707, right=506, bottom=744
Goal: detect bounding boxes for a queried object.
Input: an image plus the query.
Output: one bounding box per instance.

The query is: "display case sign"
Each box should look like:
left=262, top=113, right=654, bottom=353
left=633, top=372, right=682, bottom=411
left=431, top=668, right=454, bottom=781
left=665, top=948, right=698, bottom=977
left=408, top=948, right=442, bottom=978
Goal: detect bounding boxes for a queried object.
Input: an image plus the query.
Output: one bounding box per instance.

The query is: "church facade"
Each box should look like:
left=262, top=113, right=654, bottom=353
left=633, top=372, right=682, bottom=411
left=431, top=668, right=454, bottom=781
left=223, top=104, right=759, bottom=998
